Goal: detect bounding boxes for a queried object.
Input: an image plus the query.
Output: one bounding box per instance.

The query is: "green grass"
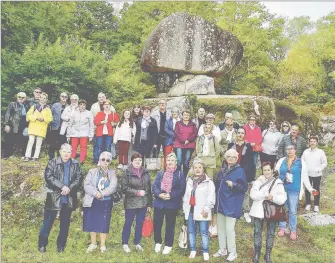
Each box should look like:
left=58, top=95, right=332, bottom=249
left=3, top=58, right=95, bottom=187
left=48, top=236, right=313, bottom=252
left=2, top=146, right=335, bottom=263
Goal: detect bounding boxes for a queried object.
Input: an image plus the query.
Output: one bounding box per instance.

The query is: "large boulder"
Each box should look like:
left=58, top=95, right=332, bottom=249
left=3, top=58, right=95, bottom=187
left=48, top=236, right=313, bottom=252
left=168, top=75, right=215, bottom=97
left=141, top=12, right=243, bottom=76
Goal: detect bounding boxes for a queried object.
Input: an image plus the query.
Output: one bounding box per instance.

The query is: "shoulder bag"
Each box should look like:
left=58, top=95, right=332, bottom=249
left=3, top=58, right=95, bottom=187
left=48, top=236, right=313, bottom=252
left=262, top=178, right=287, bottom=221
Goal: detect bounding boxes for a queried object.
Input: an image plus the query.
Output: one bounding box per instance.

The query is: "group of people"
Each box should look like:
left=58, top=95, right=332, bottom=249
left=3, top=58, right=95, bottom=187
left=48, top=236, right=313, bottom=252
left=3, top=90, right=328, bottom=262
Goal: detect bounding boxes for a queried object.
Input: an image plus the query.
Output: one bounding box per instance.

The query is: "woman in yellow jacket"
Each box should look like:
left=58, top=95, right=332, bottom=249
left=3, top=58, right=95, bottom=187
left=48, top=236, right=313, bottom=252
left=23, top=92, right=53, bottom=161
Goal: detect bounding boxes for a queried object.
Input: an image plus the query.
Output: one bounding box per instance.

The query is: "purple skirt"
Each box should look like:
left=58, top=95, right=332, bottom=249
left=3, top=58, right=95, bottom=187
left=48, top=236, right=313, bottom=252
left=83, top=199, right=113, bottom=233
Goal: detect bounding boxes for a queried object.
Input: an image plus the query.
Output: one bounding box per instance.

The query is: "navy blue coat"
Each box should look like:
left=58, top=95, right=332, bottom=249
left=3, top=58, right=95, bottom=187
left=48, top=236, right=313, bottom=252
left=164, top=117, right=175, bottom=146
left=215, top=165, right=248, bottom=219
left=228, top=142, right=256, bottom=182
left=152, top=169, right=186, bottom=210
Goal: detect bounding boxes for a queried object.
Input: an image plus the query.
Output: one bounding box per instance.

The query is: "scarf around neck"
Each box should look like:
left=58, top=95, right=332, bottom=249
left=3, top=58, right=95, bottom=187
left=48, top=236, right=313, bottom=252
left=191, top=174, right=206, bottom=197
left=131, top=165, right=143, bottom=179
left=161, top=166, right=177, bottom=193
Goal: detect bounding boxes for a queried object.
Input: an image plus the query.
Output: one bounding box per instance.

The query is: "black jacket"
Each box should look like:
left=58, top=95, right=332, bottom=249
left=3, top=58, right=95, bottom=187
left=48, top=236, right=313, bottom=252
left=134, top=117, right=158, bottom=148
left=4, top=101, right=29, bottom=133
left=121, top=167, right=152, bottom=209
left=227, top=142, right=256, bottom=182
left=44, top=157, right=83, bottom=210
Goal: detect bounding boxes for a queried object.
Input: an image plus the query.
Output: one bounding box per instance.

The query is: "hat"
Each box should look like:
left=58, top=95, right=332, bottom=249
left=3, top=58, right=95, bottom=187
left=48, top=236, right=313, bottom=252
left=70, top=94, right=79, bottom=100
left=17, top=92, right=27, bottom=98
left=206, top=113, right=215, bottom=119
left=225, top=112, right=233, bottom=118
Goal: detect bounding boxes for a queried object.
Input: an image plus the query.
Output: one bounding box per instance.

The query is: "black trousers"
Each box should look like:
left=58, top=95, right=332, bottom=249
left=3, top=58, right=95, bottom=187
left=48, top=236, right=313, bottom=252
left=38, top=205, right=72, bottom=249
left=254, top=218, right=277, bottom=250
left=3, top=131, right=27, bottom=158
left=305, top=176, right=321, bottom=206
left=153, top=134, right=166, bottom=158
left=48, top=129, right=67, bottom=159
left=153, top=208, right=178, bottom=247
left=260, top=152, right=277, bottom=169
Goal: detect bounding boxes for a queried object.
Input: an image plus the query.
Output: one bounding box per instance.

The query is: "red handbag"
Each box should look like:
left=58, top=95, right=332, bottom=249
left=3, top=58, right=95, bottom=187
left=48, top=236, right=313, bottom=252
left=142, top=212, right=154, bottom=237
left=253, top=144, right=263, bottom=152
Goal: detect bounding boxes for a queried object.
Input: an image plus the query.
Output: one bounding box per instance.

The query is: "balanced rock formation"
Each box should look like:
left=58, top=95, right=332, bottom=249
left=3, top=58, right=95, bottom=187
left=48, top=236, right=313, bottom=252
left=168, top=75, right=215, bottom=97
left=141, top=12, right=243, bottom=76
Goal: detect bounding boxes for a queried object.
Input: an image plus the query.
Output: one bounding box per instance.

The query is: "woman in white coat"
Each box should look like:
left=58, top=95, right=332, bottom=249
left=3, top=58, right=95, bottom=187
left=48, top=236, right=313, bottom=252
left=183, top=158, right=215, bottom=261
left=250, top=162, right=287, bottom=263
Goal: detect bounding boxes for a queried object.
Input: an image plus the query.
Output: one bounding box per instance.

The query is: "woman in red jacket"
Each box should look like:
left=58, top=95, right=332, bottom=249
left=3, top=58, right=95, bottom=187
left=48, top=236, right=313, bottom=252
left=243, top=115, right=262, bottom=168
left=94, top=100, right=120, bottom=164
left=173, top=109, right=197, bottom=176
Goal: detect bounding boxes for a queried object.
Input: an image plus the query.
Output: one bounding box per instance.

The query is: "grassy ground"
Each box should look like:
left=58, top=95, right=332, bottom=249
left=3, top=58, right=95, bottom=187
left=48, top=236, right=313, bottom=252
left=1, top=146, right=335, bottom=263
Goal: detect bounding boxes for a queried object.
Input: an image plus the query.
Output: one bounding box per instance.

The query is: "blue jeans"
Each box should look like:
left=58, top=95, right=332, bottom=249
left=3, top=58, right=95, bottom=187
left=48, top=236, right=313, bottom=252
left=122, top=207, right=147, bottom=245
left=38, top=205, right=72, bottom=248
left=279, top=191, right=299, bottom=232
left=174, top=148, right=194, bottom=176
left=95, top=135, right=113, bottom=163
left=252, top=152, right=259, bottom=168
left=187, top=213, right=209, bottom=253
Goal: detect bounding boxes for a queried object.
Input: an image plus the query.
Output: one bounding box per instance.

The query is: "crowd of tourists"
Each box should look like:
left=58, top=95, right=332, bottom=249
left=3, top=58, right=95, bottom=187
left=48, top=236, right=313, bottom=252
left=3, top=89, right=328, bottom=262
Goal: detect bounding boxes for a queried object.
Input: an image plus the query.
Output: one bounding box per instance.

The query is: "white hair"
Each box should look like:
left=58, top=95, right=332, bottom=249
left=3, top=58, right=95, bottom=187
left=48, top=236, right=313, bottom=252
left=224, top=148, right=238, bottom=160
left=98, top=151, right=113, bottom=166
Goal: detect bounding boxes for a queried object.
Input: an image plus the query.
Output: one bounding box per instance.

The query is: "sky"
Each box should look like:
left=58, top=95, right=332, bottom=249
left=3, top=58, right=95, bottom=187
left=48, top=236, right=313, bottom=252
left=261, top=2, right=334, bottom=21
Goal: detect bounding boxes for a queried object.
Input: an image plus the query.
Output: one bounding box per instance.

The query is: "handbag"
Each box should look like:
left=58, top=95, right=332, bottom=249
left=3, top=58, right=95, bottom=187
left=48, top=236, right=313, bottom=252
left=111, top=185, right=123, bottom=203
left=178, top=225, right=188, bottom=248
left=252, top=143, right=263, bottom=152
left=262, top=178, right=287, bottom=222
left=142, top=211, right=154, bottom=237
left=144, top=149, right=162, bottom=171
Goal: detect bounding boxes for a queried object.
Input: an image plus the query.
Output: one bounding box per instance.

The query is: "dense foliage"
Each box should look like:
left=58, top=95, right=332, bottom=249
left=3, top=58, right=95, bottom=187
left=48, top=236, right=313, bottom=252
left=1, top=2, right=335, bottom=111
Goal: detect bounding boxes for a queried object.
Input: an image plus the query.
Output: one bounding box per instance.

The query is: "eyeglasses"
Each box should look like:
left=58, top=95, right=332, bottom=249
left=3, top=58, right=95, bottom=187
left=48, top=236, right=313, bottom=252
left=226, top=124, right=233, bottom=127
left=34, top=90, right=42, bottom=94
left=283, top=125, right=289, bottom=127
left=61, top=95, right=68, bottom=98
left=269, top=122, right=275, bottom=125
left=17, top=96, right=26, bottom=99
left=227, top=156, right=237, bottom=159
left=237, top=132, right=245, bottom=134
left=100, top=158, right=111, bottom=163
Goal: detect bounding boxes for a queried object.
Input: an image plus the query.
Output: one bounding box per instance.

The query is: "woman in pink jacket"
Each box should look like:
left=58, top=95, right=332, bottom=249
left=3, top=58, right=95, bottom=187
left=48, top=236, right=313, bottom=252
left=173, top=109, right=197, bottom=176
left=243, top=115, right=262, bottom=168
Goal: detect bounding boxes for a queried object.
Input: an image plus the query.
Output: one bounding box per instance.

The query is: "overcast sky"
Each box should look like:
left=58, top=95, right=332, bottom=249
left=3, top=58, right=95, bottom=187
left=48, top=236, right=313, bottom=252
left=262, top=2, right=335, bottom=21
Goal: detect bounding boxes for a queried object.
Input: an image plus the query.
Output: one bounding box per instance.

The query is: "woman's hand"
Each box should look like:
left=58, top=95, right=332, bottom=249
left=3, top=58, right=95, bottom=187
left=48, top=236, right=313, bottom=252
left=137, top=190, right=146, bottom=196
left=95, top=192, right=103, bottom=199
left=201, top=210, right=208, bottom=218
left=184, top=140, right=189, bottom=145
left=226, top=180, right=233, bottom=188
left=265, top=194, right=273, bottom=201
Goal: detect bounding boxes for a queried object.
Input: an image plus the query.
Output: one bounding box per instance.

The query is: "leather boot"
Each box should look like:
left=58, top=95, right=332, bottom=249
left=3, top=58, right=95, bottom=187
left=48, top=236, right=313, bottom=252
left=253, top=246, right=261, bottom=263
left=264, top=248, right=273, bottom=263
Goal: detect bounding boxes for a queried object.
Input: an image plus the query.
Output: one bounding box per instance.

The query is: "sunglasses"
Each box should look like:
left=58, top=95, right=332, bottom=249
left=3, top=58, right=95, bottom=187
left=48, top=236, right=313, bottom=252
left=34, top=90, right=42, bottom=93
left=283, top=125, right=289, bottom=128
left=18, top=96, right=26, bottom=99
left=100, top=158, right=111, bottom=163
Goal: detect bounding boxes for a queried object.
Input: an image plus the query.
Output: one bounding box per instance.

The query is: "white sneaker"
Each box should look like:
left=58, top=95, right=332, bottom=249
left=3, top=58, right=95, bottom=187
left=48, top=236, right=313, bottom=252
left=100, top=246, right=107, bottom=253
left=135, top=244, right=144, bottom=251
left=162, top=246, right=172, bottom=255
left=213, top=248, right=228, bottom=257
left=227, top=252, right=238, bottom=262
left=117, top=164, right=123, bottom=169
left=305, top=204, right=311, bottom=211
left=123, top=244, right=131, bottom=253
left=86, top=244, right=98, bottom=253
left=154, top=243, right=162, bottom=253
left=244, top=213, right=252, bottom=223
left=314, top=206, right=319, bottom=212
left=203, top=252, right=209, bottom=261
left=189, top=251, right=197, bottom=258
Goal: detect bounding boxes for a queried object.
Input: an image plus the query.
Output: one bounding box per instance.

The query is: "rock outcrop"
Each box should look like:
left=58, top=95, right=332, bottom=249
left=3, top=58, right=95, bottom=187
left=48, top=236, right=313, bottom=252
left=141, top=12, right=243, bottom=76
left=168, top=75, right=215, bottom=96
